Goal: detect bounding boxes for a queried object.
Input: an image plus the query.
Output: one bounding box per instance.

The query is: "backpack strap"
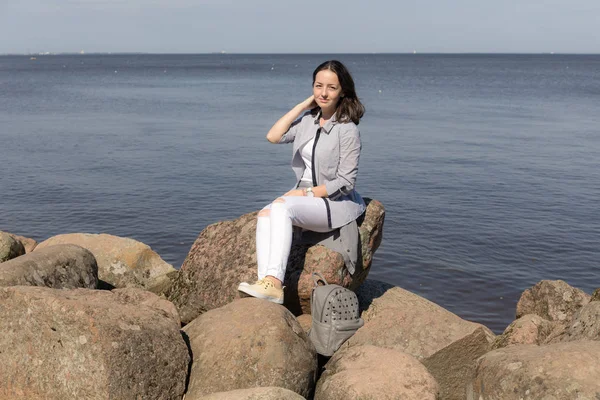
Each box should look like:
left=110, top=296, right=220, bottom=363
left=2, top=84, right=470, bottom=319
left=312, top=272, right=328, bottom=287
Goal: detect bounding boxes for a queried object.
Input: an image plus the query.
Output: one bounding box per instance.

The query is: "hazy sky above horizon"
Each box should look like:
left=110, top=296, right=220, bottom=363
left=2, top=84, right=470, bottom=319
left=1, top=0, right=599, bottom=54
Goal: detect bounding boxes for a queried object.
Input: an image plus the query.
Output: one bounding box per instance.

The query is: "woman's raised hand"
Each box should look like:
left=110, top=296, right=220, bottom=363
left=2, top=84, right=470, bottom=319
left=266, top=95, right=316, bottom=143
left=299, top=95, right=317, bottom=111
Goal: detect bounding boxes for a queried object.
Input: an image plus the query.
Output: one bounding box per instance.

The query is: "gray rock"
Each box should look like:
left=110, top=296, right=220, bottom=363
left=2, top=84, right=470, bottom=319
left=6, top=231, right=38, bottom=253
left=0, top=244, right=98, bottom=289
left=0, top=231, right=26, bottom=262
left=423, top=327, right=495, bottom=400
left=35, top=233, right=176, bottom=293
left=0, top=286, right=189, bottom=400
left=182, top=298, right=317, bottom=399
left=343, top=287, right=493, bottom=360
left=468, top=341, right=600, bottom=400
left=168, top=199, right=385, bottom=324
left=516, top=280, right=590, bottom=323
left=315, top=345, right=439, bottom=400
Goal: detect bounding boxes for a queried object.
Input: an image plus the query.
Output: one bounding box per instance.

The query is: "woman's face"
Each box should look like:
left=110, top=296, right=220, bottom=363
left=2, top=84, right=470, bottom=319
left=313, top=69, right=343, bottom=114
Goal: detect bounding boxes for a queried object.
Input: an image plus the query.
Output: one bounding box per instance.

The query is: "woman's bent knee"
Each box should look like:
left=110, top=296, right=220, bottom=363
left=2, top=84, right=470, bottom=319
left=271, top=198, right=287, bottom=210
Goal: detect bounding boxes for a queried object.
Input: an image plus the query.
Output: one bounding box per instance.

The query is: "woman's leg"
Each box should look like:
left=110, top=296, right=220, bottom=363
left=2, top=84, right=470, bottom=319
left=255, top=205, right=271, bottom=280
left=261, top=198, right=291, bottom=282
left=240, top=196, right=330, bottom=303
left=264, top=196, right=330, bottom=282
left=276, top=196, right=332, bottom=232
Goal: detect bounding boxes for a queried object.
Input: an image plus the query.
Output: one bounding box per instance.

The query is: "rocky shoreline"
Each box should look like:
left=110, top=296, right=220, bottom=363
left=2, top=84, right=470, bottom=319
left=2, top=200, right=599, bottom=399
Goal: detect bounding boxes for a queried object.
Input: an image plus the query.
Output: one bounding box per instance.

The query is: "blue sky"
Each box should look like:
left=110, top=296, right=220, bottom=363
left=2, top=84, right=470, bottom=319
left=1, top=0, right=599, bottom=53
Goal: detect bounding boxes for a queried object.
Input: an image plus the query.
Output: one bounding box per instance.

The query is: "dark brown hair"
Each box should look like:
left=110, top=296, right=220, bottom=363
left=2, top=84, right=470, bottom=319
left=312, top=60, right=365, bottom=125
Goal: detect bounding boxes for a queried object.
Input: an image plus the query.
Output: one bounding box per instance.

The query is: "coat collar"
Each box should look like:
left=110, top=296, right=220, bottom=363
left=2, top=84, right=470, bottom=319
left=313, top=109, right=339, bottom=134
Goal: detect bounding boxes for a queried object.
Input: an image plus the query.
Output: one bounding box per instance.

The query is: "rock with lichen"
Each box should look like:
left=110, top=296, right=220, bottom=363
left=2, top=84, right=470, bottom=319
left=168, top=199, right=385, bottom=324
left=515, top=280, right=590, bottom=323
left=35, top=233, right=176, bottom=293
left=468, top=341, right=600, bottom=399
left=0, top=231, right=26, bottom=262
left=0, top=244, right=98, bottom=289
left=182, top=298, right=316, bottom=398
left=0, top=286, right=189, bottom=400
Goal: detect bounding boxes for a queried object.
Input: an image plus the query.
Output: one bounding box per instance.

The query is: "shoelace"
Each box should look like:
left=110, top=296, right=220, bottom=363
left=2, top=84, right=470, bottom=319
left=256, top=279, right=284, bottom=291
left=255, top=279, right=272, bottom=289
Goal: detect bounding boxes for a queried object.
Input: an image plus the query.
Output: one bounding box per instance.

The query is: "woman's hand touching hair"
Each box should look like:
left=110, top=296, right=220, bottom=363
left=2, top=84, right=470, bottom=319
left=266, top=95, right=317, bottom=144
left=300, top=95, right=317, bottom=111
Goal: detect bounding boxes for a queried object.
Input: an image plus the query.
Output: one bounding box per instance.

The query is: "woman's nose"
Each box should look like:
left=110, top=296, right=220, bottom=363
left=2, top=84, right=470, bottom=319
left=320, top=88, right=328, bottom=98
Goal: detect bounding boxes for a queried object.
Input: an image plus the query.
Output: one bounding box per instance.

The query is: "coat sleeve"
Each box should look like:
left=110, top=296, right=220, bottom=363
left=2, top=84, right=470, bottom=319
left=278, top=112, right=309, bottom=144
left=325, top=124, right=361, bottom=200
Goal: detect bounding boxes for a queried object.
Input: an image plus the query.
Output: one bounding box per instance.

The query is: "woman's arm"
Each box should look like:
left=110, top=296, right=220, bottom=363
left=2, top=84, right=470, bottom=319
left=266, top=96, right=317, bottom=144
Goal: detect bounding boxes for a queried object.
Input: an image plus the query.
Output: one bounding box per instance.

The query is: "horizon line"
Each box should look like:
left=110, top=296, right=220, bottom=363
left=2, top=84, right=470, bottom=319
left=2, top=51, right=600, bottom=56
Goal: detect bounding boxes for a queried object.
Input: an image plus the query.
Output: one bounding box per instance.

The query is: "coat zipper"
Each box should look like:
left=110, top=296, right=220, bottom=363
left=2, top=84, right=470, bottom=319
left=311, top=127, right=333, bottom=229
left=311, top=128, right=321, bottom=187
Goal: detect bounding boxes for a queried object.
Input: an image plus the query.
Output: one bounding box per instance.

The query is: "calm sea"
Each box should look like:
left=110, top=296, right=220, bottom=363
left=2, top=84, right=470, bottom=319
left=1, top=54, right=599, bottom=332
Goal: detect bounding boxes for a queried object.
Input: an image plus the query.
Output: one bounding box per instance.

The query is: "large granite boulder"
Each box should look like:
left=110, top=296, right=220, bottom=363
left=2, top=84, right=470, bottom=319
left=6, top=232, right=38, bottom=253
left=0, top=244, right=98, bottom=289
left=468, top=341, right=600, bottom=399
left=182, top=298, right=317, bottom=399
left=0, top=231, right=26, bottom=262
left=35, top=233, right=176, bottom=293
left=343, top=287, right=493, bottom=360
left=0, top=286, right=189, bottom=400
left=516, top=280, right=590, bottom=323
left=315, top=345, right=439, bottom=400
left=168, top=199, right=385, bottom=324
left=423, top=327, right=495, bottom=400
left=493, top=314, right=556, bottom=349
left=189, top=387, right=306, bottom=400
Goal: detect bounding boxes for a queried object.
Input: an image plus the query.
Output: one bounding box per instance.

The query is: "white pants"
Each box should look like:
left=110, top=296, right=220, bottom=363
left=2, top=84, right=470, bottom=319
left=257, top=196, right=332, bottom=282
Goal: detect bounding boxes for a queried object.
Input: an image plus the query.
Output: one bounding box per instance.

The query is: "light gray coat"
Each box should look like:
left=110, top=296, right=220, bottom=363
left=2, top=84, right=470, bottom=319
left=279, top=110, right=366, bottom=229
left=279, top=110, right=366, bottom=274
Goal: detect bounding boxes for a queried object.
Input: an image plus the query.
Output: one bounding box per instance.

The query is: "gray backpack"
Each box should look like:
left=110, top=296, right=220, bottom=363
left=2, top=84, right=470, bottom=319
left=308, top=272, right=364, bottom=356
